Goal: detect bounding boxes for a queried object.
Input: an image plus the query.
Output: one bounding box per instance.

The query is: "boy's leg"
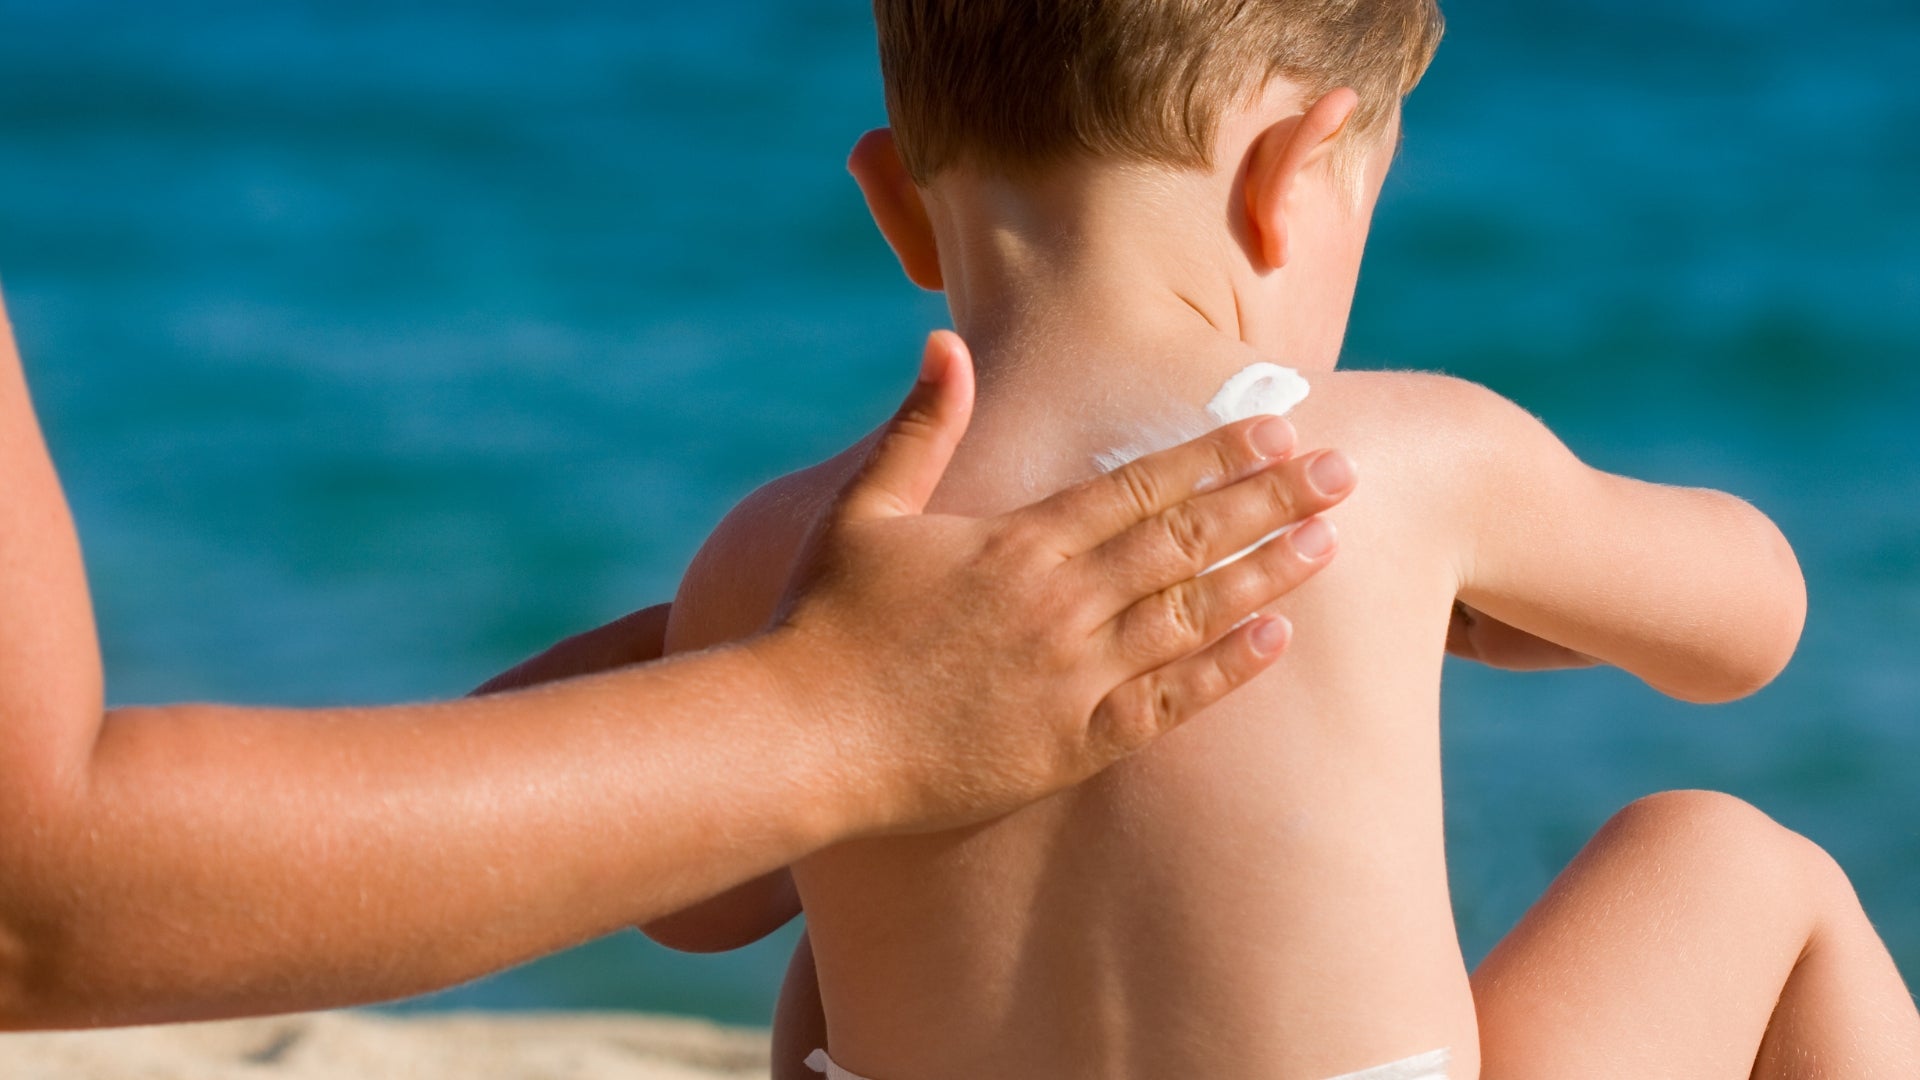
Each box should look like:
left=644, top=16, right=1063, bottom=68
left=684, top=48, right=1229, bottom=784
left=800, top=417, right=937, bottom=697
left=1474, top=790, right=1920, bottom=1079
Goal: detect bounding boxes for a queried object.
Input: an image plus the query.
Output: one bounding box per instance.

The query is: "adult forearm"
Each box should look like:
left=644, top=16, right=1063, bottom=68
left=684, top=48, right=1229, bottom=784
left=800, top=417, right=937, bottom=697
left=0, top=637, right=848, bottom=1030
left=1, top=291, right=842, bottom=1025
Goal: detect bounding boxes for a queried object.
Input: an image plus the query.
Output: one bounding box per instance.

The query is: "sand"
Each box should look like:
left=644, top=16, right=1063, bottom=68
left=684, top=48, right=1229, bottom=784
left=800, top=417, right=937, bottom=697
left=0, top=1010, right=772, bottom=1079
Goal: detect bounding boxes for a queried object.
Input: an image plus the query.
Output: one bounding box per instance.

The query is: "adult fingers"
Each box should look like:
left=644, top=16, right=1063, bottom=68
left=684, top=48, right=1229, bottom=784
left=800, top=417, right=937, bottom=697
left=1017, top=416, right=1300, bottom=557
left=1087, top=614, right=1293, bottom=759
left=1103, top=514, right=1338, bottom=672
left=833, top=330, right=977, bottom=524
left=1077, top=448, right=1355, bottom=614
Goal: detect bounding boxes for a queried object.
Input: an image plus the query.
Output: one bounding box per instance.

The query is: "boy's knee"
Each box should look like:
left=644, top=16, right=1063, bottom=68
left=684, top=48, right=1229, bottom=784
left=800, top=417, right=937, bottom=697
left=1601, top=790, right=1849, bottom=903
left=1608, top=789, right=1777, bottom=841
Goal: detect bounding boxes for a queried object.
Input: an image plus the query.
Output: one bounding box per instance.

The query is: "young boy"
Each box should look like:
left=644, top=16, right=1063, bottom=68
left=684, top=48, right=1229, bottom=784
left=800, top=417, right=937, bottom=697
left=647, top=2, right=1920, bottom=1077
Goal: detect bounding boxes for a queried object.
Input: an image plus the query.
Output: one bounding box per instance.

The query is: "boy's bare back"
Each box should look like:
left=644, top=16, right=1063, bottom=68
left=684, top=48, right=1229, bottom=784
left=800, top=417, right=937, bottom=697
left=662, top=340, right=1799, bottom=1078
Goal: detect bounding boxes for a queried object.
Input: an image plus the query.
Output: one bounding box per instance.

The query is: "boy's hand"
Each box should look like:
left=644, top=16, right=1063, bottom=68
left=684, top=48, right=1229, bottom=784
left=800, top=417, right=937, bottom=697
left=759, top=331, right=1355, bottom=839
left=1446, top=602, right=1598, bottom=671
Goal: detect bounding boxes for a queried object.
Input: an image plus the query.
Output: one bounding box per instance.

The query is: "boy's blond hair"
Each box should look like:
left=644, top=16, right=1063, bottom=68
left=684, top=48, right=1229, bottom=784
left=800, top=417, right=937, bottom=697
left=876, top=0, right=1443, bottom=184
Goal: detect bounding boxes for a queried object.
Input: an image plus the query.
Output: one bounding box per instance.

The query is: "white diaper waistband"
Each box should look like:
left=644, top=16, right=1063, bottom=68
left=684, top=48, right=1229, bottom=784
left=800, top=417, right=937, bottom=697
left=804, top=1049, right=874, bottom=1080
left=805, top=1046, right=1449, bottom=1080
left=1328, top=1048, right=1452, bottom=1080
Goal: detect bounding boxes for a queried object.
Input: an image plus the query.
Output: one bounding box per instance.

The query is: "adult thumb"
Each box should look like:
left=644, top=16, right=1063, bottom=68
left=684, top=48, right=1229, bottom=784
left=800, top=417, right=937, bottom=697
left=837, top=330, right=976, bottom=522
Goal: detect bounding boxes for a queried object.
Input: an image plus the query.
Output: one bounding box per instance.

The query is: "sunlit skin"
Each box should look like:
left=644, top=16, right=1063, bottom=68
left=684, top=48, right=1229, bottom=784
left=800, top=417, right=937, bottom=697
left=0, top=289, right=1354, bottom=1029
left=647, top=77, right=1918, bottom=1079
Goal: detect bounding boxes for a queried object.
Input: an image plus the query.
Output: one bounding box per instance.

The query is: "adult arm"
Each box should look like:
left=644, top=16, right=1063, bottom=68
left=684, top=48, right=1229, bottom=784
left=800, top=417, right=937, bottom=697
left=1440, top=377, right=1805, bottom=701
left=0, top=311, right=1350, bottom=1029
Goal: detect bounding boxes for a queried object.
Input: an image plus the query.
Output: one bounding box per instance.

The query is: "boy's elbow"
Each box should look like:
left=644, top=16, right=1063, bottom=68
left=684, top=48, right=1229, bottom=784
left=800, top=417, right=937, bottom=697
left=639, top=872, right=801, bottom=954
left=1743, top=524, right=1808, bottom=698
left=1672, top=498, right=1807, bottom=704
left=638, top=915, right=765, bottom=955
left=1733, top=497, right=1807, bottom=698
left=1672, top=638, right=1796, bottom=704
left=0, top=920, right=34, bottom=1030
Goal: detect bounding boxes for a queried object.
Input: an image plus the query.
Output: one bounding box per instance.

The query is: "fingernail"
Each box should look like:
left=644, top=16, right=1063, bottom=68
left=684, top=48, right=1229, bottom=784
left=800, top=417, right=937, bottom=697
left=1250, top=418, right=1296, bottom=459
left=1307, top=450, right=1356, bottom=496
left=917, top=335, right=950, bottom=384
left=1251, top=615, right=1292, bottom=656
left=1290, top=517, right=1337, bottom=560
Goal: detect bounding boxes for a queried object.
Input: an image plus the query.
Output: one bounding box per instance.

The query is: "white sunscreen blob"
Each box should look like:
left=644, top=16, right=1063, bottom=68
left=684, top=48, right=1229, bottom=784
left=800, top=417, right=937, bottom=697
left=1200, top=362, right=1311, bottom=573
left=1205, top=361, right=1311, bottom=424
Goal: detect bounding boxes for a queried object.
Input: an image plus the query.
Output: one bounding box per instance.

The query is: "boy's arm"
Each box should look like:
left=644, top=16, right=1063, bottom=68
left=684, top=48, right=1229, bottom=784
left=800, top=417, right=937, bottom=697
left=638, top=486, right=823, bottom=953
left=1446, top=601, right=1597, bottom=670
left=1437, top=377, right=1805, bottom=703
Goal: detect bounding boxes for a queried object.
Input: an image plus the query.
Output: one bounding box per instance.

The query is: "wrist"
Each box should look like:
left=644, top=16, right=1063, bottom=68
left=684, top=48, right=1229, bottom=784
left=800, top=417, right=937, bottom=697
left=736, top=626, right=890, bottom=848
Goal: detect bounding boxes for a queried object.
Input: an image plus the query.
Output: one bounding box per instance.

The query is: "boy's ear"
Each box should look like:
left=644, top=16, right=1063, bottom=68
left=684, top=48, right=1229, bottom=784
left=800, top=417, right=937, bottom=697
left=848, top=128, right=944, bottom=291
left=1243, top=88, right=1361, bottom=271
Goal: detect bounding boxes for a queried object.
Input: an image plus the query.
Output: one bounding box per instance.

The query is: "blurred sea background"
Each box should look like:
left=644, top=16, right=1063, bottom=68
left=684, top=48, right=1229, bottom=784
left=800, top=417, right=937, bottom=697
left=1, top=0, right=1914, bottom=1025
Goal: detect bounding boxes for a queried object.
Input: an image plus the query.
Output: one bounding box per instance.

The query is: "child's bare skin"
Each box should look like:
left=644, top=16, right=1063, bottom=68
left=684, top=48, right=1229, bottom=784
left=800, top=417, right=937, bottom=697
left=0, top=291, right=1346, bottom=1029
left=650, top=75, right=1917, bottom=1080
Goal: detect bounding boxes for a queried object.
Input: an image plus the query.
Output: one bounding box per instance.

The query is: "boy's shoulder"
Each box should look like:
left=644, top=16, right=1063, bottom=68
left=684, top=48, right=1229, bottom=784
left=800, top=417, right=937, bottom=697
left=666, top=438, right=875, bottom=654
left=665, top=368, right=1564, bottom=652
left=1290, top=368, right=1555, bottom=485
left=1294, top=367, right=1529, bottom=432
left=1282, top=368, right=1581, bottom=576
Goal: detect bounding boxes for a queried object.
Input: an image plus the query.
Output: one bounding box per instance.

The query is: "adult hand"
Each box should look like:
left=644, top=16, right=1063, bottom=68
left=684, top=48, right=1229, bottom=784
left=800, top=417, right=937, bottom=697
left=755, top=331, right=1356, bottom=838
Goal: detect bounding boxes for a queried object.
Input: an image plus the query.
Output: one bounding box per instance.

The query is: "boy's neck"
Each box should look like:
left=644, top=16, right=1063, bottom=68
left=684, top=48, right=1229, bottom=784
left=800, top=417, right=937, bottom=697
left=921, top=164, right=1342, bottom=383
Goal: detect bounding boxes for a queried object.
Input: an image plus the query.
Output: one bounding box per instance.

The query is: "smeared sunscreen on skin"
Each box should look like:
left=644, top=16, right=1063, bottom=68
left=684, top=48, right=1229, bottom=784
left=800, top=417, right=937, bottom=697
left=1092, top=415, right=1213, bottom=475
left=1092, top=362, right=1312, bottom=476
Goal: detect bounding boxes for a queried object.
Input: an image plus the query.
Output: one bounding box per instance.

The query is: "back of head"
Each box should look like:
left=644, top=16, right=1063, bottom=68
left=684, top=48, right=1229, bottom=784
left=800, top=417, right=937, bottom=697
left=875, top=0, right=1444, bottom=184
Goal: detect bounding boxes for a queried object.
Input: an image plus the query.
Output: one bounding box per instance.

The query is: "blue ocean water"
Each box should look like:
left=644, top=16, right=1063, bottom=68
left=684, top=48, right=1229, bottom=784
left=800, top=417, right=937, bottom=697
left=0, top=0, right=1914, bottom=1026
